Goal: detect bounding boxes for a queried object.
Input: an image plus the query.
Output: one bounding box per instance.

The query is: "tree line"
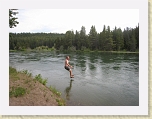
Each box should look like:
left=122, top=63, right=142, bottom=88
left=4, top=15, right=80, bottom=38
left=9, top=24, right=139, bottom=52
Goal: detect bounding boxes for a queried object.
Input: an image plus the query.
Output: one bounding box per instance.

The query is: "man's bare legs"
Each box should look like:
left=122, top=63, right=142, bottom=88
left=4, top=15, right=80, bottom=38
left=69, top=69, right=74, bottom=78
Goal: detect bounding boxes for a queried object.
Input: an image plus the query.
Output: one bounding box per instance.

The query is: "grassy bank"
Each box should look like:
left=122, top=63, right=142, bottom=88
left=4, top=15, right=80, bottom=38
left=95, top=50, right=139, bottom=54
left=9, top=49, right=139, bottom=54
left=9, top=67, right=65, bottom=106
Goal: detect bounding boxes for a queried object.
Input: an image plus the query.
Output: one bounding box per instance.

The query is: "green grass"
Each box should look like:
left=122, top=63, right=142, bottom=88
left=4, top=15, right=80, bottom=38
left=20, top=70, right=32, bottom=77
left=56, top=99, right=65, bottom=106
left=9, top=50, right=17, bottom=52
left=9, top=67, right=19, bottom=81
left=34, top=74, right=48, bottom=85
left=9, top=87, right=26, bottom=97
left=94, top=50, right=139, bottom=53
left=49, top=86, right=61, bottom=96
left=49, top=86, right=65, bottom=106
left=9, top=67, right=17, bottom=75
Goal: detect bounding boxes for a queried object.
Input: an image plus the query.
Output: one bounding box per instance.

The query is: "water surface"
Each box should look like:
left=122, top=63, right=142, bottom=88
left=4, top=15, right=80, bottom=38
left=9, top=51, right=139, bottom=106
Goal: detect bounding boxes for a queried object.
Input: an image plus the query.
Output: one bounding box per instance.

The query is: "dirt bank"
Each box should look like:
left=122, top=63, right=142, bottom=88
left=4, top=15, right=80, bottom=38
left=9, top=67, right=65, bottom=106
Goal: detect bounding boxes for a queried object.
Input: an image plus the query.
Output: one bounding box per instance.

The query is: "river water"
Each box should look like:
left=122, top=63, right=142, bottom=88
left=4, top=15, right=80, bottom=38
left=9, top=51, right=139, bottom=106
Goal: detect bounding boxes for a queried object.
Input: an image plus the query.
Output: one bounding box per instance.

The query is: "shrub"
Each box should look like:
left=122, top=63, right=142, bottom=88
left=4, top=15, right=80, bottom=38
left=59, top=45, right=64, bottom=51
left=9, top=67, right=17, bottom=75
left=56, top=99, right=65, bottom=106
left=81, top=46, right=90, bottom=52
left=42, top=79, right=47, bottom=85
left=68, top=46, right=76, bottom=52
left=9, top=87, right=26, bottom=97
left=34, top=74, right=47, bottom=85
left=35, top=74, right=42, bottom=81
left=22, top=70, right=28, bottom=74
left=21, top=70, right=32, bottom=77
left=49, top=86, right=61, bottom=96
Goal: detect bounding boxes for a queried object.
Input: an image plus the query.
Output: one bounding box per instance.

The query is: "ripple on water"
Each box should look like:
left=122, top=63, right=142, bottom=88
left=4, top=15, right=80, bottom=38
left=9, top=51, right=139, bottom=106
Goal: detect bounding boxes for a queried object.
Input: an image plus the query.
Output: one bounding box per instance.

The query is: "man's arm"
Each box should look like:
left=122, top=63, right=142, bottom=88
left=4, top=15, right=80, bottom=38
left=67, top=60, right=73, bottom=68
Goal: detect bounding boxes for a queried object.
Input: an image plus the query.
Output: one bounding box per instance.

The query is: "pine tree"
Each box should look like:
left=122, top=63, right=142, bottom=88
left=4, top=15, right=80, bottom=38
left=105, top=26, right=113, bottom=51
left=64, top=30, right=74, bottom=50
left=89, top=25, right=98, bottom=50
left=74, top=30, right=80, bottom=50
left=9, top=9, right=19, bottom=28
left=80, top=26, right=87, bottom=49
left=135, top=23, right=139, bottom=50
left=130, top=29, right=136, bottom=52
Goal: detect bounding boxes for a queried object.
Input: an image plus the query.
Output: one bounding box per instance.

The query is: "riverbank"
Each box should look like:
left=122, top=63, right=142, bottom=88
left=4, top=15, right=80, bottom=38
left=9, top=49, right=139, bottom=54
left=9, top=67, right=65, bottom=106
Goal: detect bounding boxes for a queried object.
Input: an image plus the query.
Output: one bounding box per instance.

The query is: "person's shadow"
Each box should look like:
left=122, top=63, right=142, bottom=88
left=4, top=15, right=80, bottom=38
left=65, top=79, right=74, bottom=100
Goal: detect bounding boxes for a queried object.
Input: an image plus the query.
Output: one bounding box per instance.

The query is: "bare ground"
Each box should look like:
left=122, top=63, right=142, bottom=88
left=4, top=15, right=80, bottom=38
left=9, top=71, right=65, bottom=106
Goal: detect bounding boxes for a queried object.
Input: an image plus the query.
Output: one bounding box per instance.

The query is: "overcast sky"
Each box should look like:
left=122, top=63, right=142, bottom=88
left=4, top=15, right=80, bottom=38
left=9, top=9, right=139, bottom=34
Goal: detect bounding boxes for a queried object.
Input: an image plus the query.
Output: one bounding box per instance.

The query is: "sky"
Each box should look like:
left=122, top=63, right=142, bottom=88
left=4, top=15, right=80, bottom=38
left=9, top=9, right=139, bottom=34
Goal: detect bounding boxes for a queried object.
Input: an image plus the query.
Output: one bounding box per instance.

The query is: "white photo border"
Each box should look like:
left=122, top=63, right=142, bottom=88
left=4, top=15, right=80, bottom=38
left=0, top=0, right=148, bottom=115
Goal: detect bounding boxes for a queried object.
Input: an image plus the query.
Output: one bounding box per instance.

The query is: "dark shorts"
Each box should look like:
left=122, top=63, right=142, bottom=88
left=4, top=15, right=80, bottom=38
left=64, top=66, right=70, bottom=71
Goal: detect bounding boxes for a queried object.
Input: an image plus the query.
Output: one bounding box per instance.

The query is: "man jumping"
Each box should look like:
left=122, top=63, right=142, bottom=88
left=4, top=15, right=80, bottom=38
left=64, top=56, right=74, bottom=78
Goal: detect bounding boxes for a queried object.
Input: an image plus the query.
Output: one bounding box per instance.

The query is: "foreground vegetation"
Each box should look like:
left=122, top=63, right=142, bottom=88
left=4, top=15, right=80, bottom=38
left=9, top=67, right=65, bottom=106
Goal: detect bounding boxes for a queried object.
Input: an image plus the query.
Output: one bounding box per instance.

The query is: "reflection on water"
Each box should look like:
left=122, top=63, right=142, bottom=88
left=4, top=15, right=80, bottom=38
left=65, top=79, right=74, bottom=100
left=9, top=51, right=139, bottom=106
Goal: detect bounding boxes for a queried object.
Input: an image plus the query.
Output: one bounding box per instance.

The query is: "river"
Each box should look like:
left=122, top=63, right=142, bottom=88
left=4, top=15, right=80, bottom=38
left=9, top=51, right=139, bottom=106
